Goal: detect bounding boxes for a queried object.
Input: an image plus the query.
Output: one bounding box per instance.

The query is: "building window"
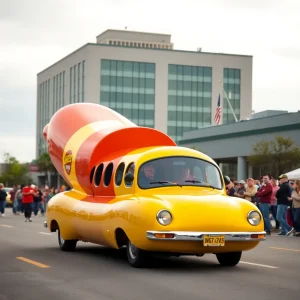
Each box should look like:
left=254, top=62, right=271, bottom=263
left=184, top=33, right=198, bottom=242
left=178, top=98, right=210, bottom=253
left=78, top=62, right=81, bottom=102
left=62, top=71, right=65, bottom=107
left=69, top=61, right=85, bottom=104
left=69, top=67, right=73, bottom=104
left=73, top=64, right=77, bottom=103
left=100, top=59, right=155, bottom=128
left=82, top=60, right=86, bottom=102
left=38, top=79, right=51, bottom=156
left=167, top=64, right=212, bottom=142
left=223, top=68, right=240, bottom=124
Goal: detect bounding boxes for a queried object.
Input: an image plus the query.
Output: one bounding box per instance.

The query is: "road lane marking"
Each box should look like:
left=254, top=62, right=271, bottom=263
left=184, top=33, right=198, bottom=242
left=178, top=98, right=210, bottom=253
left=38, top=232, right=52, bottom=235
left=269, top=247, right=300, bottom=252
left=16, top=257, right=50, bottom=268
left=0, top=225, right=13, bottom=228
left=240, top=261, right=279, bottom=269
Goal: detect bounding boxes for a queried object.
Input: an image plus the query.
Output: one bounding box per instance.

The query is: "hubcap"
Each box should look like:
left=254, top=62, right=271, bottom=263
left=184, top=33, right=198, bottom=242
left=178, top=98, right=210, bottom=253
left=128, top=241, right=137, bottom=259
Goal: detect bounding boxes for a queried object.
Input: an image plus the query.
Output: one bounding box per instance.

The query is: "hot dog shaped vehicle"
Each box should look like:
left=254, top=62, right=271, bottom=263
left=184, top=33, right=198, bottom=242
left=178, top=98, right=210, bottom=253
left=43, top=103, right=265, bottom=268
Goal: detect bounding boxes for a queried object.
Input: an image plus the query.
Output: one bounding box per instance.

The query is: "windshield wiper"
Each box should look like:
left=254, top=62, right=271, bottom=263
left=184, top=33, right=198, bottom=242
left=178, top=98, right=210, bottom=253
left=150, top=181, right=182, bottom=188
left=185, top=180, right=205, bottom=184
left=184, top=180, right=217, bottom=189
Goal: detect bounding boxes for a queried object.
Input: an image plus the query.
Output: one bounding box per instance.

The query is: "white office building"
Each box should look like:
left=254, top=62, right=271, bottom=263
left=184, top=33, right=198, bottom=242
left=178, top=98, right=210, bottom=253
left=36, top=29, right=253, bottom=158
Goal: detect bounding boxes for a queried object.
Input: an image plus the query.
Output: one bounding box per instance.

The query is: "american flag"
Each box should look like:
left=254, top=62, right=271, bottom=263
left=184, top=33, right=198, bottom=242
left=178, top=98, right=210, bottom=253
left=214, top=94, right=222, bottom=125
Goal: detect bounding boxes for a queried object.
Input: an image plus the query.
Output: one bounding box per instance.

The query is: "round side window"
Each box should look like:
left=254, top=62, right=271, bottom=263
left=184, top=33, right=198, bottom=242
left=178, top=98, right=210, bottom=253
left=125, top=162, right=135, bottom=187
left=104, top=163, right=114, bottom=186
left=90, top=166, right=96, bottom=184
left=94, top=163, right=104, bottom=187
left=115, top=162, right=125, bottom=186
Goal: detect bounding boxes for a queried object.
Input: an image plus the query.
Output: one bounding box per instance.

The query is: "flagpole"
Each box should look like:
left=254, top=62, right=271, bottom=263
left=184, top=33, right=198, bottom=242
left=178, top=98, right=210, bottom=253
left=218, top=80, right=238, bottom=122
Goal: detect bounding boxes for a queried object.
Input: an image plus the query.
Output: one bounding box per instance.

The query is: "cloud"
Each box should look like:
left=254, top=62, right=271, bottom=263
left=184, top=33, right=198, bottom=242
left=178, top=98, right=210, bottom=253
left=0, top=136, right=35, bottom=163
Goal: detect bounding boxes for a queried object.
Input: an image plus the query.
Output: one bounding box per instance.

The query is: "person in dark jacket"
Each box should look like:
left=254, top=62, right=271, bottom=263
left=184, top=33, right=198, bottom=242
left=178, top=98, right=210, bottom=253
left=0, top=183, right=8, bottom=216
left=276, top=174, right=292, bottom=235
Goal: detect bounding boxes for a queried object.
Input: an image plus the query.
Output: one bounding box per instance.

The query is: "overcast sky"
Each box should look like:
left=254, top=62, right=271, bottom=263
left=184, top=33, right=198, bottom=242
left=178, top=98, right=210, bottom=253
left=0, top=0, right=299, bottom=163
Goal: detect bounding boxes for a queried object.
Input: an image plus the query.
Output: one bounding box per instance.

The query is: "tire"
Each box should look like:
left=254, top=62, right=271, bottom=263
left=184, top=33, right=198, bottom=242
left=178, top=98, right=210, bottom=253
left=58, top=229, right=77, bottom=251
left=126, top=240, right=149, bottom=268
left=216, top=251, right=242, bottom=266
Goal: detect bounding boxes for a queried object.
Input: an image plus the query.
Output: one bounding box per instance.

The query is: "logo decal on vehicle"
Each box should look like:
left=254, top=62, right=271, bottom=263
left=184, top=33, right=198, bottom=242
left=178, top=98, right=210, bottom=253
left=64, top=150, right=73, bottom=175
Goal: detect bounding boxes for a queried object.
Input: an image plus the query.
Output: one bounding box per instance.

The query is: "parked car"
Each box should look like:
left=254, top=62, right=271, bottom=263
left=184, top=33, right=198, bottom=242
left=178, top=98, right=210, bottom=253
left=4, top=187, right=13, bottom=207
left=43, top=103, right=266, bottom=268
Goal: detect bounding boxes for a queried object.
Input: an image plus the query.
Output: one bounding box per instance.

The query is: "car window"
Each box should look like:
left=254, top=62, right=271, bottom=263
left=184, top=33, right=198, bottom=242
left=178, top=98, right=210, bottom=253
left=115, top=162, right=125, bottom=186
left=138, top=156, right=223, bottom=190
left=125, top=162, right=135, bottom=187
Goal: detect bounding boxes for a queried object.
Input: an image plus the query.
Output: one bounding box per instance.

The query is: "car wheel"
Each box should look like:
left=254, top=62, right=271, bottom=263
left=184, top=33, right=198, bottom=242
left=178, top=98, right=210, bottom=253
left=58, top=229, right=77, bottom=252
left=216, top=251, right=242, bottom=266
left=126, top=240, right=149, bottom=268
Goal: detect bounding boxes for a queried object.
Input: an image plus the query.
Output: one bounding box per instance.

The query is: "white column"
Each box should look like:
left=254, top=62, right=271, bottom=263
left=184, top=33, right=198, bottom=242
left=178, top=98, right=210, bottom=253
left=237, top=156, right=247, bottom=181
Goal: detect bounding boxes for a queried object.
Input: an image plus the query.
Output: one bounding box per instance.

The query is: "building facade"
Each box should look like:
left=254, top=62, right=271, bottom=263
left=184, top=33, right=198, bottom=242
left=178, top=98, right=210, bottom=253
left=36, top=29, right=253, bottom=158
left=178, top=111, right=300, bottom=180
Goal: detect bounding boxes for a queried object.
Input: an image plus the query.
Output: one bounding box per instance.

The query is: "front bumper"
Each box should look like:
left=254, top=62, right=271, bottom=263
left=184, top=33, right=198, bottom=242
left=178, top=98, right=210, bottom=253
left=146, top=231, right=266, bottom=241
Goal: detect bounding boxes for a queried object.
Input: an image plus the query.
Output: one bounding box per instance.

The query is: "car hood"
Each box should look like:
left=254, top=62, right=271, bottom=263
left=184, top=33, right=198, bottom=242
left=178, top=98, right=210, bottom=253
left=138, top=192, right=263, bottom=232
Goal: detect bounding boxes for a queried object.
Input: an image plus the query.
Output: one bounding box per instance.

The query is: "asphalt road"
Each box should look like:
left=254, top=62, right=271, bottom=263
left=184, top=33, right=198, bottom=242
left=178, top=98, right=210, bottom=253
left=1, top=209, right=300, bottom=300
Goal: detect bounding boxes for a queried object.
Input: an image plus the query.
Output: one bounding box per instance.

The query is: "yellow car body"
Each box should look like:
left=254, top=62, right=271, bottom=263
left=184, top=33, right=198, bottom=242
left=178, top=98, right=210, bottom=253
left=43, top=103, right=265, bottom=268
left=45, top=146, right=265, bottom=267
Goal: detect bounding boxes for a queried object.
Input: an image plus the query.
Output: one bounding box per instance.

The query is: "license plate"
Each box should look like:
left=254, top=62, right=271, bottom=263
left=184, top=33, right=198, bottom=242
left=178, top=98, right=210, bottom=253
left=203, top=235, right=225, bottom=246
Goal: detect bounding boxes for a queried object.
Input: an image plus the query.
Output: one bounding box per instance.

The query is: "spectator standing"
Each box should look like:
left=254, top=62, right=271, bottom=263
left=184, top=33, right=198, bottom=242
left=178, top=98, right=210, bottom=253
left=234, top=180, right=246, bottom=198
left=242, top=178, right=258, bottom=204
left=255, top=174, right=273, bottom=235
left=44, top=187, right=54, bottom=213
left=270, top=179, right=280, bottom=229
left=33, top=185, right=44, bottom=217
left=226, top=179, right=236, bottom=196
left=15, top=185, right=24, bottom=215
left=0, top=183, right=7, bottom=216
left=289, top=179, right=300, bottom=237
left=22, top=183, right=35, bottom=222
left=9, top=185, right=17, bottom=214
left=276, top=174, right=292, bottom=236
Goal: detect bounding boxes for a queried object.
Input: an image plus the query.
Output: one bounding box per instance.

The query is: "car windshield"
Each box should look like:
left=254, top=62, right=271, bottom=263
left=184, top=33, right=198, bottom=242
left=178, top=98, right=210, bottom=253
left=138, top=156, right=223, bottom=190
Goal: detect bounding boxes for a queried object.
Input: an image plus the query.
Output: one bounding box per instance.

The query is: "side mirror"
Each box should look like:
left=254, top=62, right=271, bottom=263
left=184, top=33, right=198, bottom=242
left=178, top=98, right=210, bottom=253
left=124, top=172, right=134, bottom=185
left=223, top=175, right=231, bottom=185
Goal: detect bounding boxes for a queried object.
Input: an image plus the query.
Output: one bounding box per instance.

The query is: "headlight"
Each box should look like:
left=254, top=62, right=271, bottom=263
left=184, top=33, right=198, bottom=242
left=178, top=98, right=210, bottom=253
left=247, top=210, right=261, bottom=226
left=156, top=210, right=172, bottom=226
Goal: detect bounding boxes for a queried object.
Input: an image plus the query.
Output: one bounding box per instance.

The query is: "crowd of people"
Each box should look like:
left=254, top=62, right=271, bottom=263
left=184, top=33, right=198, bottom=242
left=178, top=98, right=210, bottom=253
left=1, top=174, right=300, bottom=236
left=0, top=183, right=69, bottom=221
left=226, top=174, right=300, bottom=237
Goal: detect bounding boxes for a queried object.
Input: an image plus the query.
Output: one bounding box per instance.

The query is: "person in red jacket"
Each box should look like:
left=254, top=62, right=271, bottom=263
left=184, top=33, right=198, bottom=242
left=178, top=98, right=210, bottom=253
left=255, top=174, right=273, bottom=235
left=22, top=183, right=36, bottom=222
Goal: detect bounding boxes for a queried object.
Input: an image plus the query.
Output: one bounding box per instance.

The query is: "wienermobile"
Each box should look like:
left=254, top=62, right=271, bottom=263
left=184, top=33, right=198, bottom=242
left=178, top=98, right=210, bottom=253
left=43, top=103, right=265, bottom=268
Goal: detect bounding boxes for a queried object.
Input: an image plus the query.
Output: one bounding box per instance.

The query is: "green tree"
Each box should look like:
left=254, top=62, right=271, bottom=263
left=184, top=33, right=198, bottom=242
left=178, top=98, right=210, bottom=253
left=0, top=152, right=31, bottom=186
left=36, top=152, right=57, bottom=185
left=248, top=136, right=300, bottom=177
